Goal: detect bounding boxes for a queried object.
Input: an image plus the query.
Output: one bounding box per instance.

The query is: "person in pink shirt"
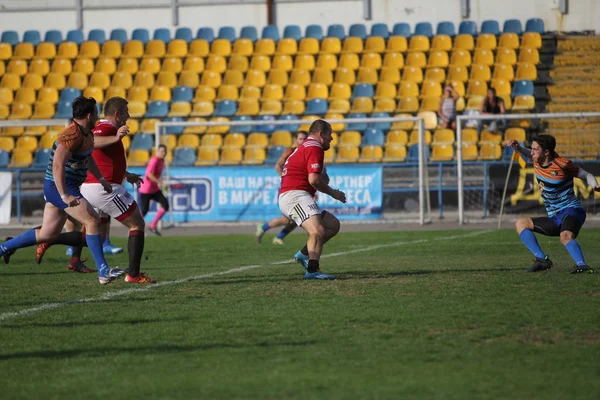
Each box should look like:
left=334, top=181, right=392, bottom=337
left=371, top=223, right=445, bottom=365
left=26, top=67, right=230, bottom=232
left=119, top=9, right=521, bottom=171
left=139, top=144, right=169, bottom=235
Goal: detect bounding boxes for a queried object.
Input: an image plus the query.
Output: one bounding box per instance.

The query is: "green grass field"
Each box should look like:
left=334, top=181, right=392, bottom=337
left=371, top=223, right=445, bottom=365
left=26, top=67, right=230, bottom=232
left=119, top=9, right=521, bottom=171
left=0, top=228, right=599, bottom=399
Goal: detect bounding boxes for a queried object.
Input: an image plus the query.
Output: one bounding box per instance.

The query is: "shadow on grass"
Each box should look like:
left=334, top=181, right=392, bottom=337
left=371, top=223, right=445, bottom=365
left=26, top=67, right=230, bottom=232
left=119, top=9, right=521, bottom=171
left=0, top=340, right=315, bottom=361
left=1, top=316, right=190, bottom=330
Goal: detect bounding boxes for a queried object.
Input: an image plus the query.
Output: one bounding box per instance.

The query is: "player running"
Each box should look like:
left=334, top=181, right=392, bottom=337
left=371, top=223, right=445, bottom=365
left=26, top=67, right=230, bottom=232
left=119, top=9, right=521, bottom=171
left=278, top=120, right=346, bottom=280
left=256, top=131, right=308, bottom=245
left=509, top=135, right=599, bottom=274
left=139, top=144, right=170, bottom=236
left=0, top=97, right=125, bottom=284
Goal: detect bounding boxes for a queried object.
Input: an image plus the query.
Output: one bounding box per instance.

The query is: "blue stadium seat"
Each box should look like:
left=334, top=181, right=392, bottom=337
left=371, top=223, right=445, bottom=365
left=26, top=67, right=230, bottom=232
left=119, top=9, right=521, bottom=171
left=55, top=101, right=73, bottom=119
left=23, top=30, right=41, bottom=46
left=436, top=21, right=456, bottom=36
left=230, top=115, right=253, bottom=134
left=153, top=28, right=171, bottom=43
left=171, top=86, right=194, bottom=103
left=283, top=25, right=302, bottom=41
left=214, top=100, right=238, bottom=117
left=481, top=20, right=500, bottom=35
left=196, top=27, right=214, bottom=42
left=305, top=98, right=328, bottom=115
left=164, top=116, right=185, bottom=135
left=0, top=150, right=9, bottom=168
left=278, top=114, right=299, bottom=132
left=66, top=30, right=84, bottom=45
left=132, top=28, right=150, bottom=44
left=346, top=113, right=368, bottom=132
left=218, top=26, right=236, bottom=42
left=512, top=80, right=534, bottom=97
left=370, top=23, right=389, bottom=39
left=172, top=147, right=196, bottom=166
left=44, top=30, right=63, bottom=46
left=175, top=27, right=193, bottom=43
left=266, top=146, right=286, bottom=164
left=503, top=19, right=523, bottom=34
left=362, top=128, right=385, bottom=147
left=351, top=84, right=374, bottom=100
left=33, top=149, right=52, bottom=168
left=414, top=22, right=433, bottom=38
left=327, top=24, right=345, bottom=39
left=240, top=26, right=258, bottom=42
left=305, top=25, right=324, bottom=40
left=254, top=115, right=276, bottom=134
left=1, top=31, right=19, bottom=46
left=145, top=101, right=169, bottom=118
left=407, top=143, right=430, bottom=162
left=110, top=29, right=128, bottom=45
left=60, top=88, right=81, bottom=103
left=458, top=21, right=478, bottom=36
left=261, top=25, right=280, bottom=41
left=367, top=112, right=391, bottom=131
left=88, top=29, right=106, bottom=44
left=525, top=18, right=545, bottom=33
left=392, top=23, right=411, bottom=37
left=130, top=134, right=154, bottom=151
left=349, top=24, right=367, bottom=40
left=96, top=103, right=102, bottom=116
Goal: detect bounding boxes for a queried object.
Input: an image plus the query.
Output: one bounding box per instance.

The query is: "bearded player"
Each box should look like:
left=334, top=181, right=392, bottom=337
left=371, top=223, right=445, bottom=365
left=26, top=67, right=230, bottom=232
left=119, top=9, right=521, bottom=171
left=278, top=119, right=346, bottom=280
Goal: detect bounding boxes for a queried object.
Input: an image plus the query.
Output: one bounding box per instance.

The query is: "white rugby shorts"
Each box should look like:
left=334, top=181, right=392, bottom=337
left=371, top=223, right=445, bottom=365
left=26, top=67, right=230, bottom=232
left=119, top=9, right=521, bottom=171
left=278, top=190, right=322, bottom=226
left=80, top=183, right=136, bottom=221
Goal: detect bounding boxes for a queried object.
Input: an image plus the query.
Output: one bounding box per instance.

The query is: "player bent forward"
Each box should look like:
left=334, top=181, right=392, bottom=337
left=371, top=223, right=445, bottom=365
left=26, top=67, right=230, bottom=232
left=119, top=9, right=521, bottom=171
left=278, top=119, right=346, bottom=280
left=509, top=135, right=599, bottom=274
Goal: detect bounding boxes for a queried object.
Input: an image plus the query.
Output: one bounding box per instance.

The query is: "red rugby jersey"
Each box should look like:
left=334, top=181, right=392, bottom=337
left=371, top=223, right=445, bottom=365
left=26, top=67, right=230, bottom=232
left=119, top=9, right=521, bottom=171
left=279, top=137, right=324, bottom=196
left=85, top=120, right=126, bottom=184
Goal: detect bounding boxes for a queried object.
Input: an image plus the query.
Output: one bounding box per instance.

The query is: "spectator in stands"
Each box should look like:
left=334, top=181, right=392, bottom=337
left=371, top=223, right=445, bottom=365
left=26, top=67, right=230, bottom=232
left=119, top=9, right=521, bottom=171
left=438, top=85, right=459, bottom=130
left=479, top=88, right=506, bottom=133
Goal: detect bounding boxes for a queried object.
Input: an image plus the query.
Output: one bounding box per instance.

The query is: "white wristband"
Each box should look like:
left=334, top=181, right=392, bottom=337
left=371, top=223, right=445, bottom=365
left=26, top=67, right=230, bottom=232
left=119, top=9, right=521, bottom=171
left=60, top=194, right=68, bottom=200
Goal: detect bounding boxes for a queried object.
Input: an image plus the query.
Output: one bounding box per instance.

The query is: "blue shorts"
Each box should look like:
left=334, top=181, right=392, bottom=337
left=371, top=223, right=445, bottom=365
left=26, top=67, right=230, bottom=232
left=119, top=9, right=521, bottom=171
left=43, top=180, right=83, bottom=211
left=533, top=207, right=586, bottom=238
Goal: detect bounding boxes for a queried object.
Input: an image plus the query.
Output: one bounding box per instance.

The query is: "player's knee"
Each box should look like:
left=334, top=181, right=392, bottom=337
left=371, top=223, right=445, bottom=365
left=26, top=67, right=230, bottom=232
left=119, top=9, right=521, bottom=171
left=560, top=231, right=574, bottom=245
left=309, top=224, right=326, bottom=240
left=515, top=218, right=530, bottom=233
left=162, top=202, right=170, bottom=212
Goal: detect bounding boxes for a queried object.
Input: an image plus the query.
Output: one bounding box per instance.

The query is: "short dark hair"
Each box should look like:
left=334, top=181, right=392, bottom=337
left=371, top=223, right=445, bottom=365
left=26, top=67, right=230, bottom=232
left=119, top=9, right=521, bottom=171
left=488, top=87, right=497, bottom=96
left=308, top=120, right=331, bottom=135
left=104, top=97, right=128, bottom=117
left=72, top=96, right=97, bottom=119
left=158, top=144, right=167, bottom=151
left=532, top=134, right=556, bottom=154
left=295, top=130, right=308, bottom=138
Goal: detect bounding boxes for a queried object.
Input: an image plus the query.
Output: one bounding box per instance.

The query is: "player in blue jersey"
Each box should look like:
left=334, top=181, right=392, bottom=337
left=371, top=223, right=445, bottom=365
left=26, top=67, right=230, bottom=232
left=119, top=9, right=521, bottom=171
left=0, top=97, right=127, bottom=284
left=508, top=135, right=600, bottom=274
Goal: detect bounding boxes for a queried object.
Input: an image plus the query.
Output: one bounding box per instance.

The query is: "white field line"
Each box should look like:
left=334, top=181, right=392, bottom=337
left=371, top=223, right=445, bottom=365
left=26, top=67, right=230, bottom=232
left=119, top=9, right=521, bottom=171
left=0, top=230, right=491, bottom=322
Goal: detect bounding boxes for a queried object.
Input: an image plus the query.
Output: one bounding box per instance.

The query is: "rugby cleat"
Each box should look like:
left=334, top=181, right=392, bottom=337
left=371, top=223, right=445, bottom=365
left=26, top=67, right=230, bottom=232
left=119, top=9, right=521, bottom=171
left=103, top=244, right=124, bottom=254
left=569, top=264, right=594, bottom=274
left=526, top=256, right=553, bottom=272
left=98, top=266, right=126, bottom=285
left=125, top=272, right=157, bottom=284
left=255, top=224, right=266, bottom=244
left=294, top=250, right=309, bottom=269
left=67, top=260, right=94, bottom=273
left=1, top=237, right=15, bottom=265
left=272, top=237, right=284, bottom=245
left=304, top=270, right=336, bottom=280
left=35, top=243, right=51, bottom=264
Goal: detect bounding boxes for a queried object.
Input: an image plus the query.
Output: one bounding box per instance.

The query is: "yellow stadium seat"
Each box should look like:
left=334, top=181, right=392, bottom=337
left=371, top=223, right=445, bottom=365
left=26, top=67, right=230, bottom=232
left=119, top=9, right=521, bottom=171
left=271, top=55, right=292, bottom=72
left=473, top=49, right=494, bottom=66
left=432, top=35, right=452, bottom=51
left=205, top=55, right=226, bottom=73
left=360, top=145, right=383, bottom=163
left=383, top=143, right=407, bottom=162
left=201, top=134, right=223, bottom=148
left=126, top=119, right=139, bottom=135
left=259, top=100, right=282, bottom=115
left=0, top=137, right=14, bottom=151
left=0, top=43, right=12, bottom=61
left=245, top=69, right=266, bottom=88
left=270, top=131, right=292, bottom=147
left=157, top=71, right=177, bottom=88
left=89, top=72, right=110, bottom=90
left=242, top=147, right=266, bottom=165
left=450, top=50, right=472, bottom=67
left=128, top=101, right=146, bottom=118
left=518, top=47, right=540, bottom=64
left=289, top=68, right=311, bottom=86
left=217, top=84, right=239, bottom=101
left=73, top=58, right=94, bottom=75
left=23, top=73, right=44, bottom=90
left=480, top=129, right=502, bottom=144
left=512, top=95, right=535, bottom=111
left=499, top=33, right=519, bottom=50
left=120, top=135, right=130, bottom=151
left=521, top=32, right=542, bottom=49
left=357, top=67, right=378, bottom=85
left=364, top=36, right=385, bottom=53
left=324, top=147, right=335, bottom=163
left=122, top=40, right=144, bottom=58
left=461, top=128, right=479, bottom=144
left=515, top=63, right=537, bottom=81
left=478, top=142, right=501, bottom=160
left=417, top=111, right=438, bottom=130
left=177, top=134, right=200, bottom=148
left=0, top=87, right=13, bottom=105
left=382, top=53, right=404, bottom=70
left=183, top=56, right=204, bottom=73
left=338, top=53, right=359, bottom=71
left=325, top=113, right=344, bottom=132
left=0, top=103, right=9, bottom=120
left=162, top=57, right=182, bottom=74
left=232, top=38, right=253, bottom=56
left=496, top=48, right=517, bottom=65
left=430, top=143, right=454, bottom=161
left=350, top=97, right=373, bottom=114
left=342, top=37, right=364, bottom=53
left=223, top=133, right=246, bottom=149
left=8, top=148, right=33, bottom=168
left=246, top=132, right=269, bottom=149
left=320, top=37, right=342, bottom=55
left=219, top=147, right=242, bottom=165
left=1, top=73, right=21, bottom=91
left=467, top=80, right=488, bottom=98
left=314, top=53, right=336, bottom=71
left=400, top=66, right=422, bottom=84
left=469, top=64, right=491, bottom=81
left=206, top=117, right=230, bottom=135
left=335, top=144, right=359, bottom=163
left=276, top=38, right=297, bottom=55
left=7, top=59, right=28, bottom=77
left=376, top=66, right=400, bottom=84
left=396, top=96, right=419, bottom=113
left=83, top=86, right=105, bottom=103
left=35, top=42, right=57, bottom=60
left=419, top=96, right=440, bottom=112
left=266, top=69, right=288, bottom=87
left=0, top=60, right=4, bottom=77
left=460, top=142, right=479, bottom=161
left=139, top=57, right=160, bottom=74
left=237, top=98, right=259, bottom=116
left=239, top=85, right=260, bottom=100
left=183, top=117, right=207, bottom=135
left=223, top=70, right=244, bottom=88
left=210, top=39, right=231, bottom=57
left=292, top=54, right=314, bottom=71
left=374, top=81, right=397, bottom=99
left=9, top=103, right=32, bottom=120
left=409, top=35, right=430, bottom=52
left=491, top=79, right=511, bottom=96
left=386, top=36, right=407, bottom=53
left=493, top=64, right=515, bottom=81
left=328, top=99, right=350, bottom=114
left=39, top=132, right=59, bottom=149
left=249, top=55, right=270, bottom=73
left=117, top=58, right=139, bottom=75
left=432, top=129, right=455, bottom=144
left=298, top=38, right=319, bottom=55
left=453, top=34, right=474, bottom=51
left=195, top=147, right=219, bottom=166
left=329, top=82, right=351, bottom=101
left=254, top=39, right=275, bottom=56
left=46, top=58, right=68, bottom=76
left=44, top=72, right=66, bottom=90
left=111, top=71, right=133, bottom=89
left=13, top=43, right=35, bottom=60
left=406, top=51, right=427, bottom=68
left=199, top=70, right=220, bottom=88
left=420, top=80, right=442, bottom=98
left=424, top=67, right=446, bottom=83
left=476, top=34, right=497, bottom=50
left=189, top=39, right=210, bottom=58
left=168, top=102, right=192, bottom=117
left=504, top=127, right=526, bottom=143
left=31, top=102, right=55, bottom=119
left=93, top=57, right=116, bottom=75
left=101, top=41, right=122, bottom=58
left=447, top=65, right=468, bottom=82
left=166, top=39, right=188, bottom=58
left=361, top=52, right=382, bottom=70
left=145, top=40, right=166, bottom=58
left=127, top=149, right=149, bottom=166
left=79, top=41, right=101, bottom=59
left=466, top=96, right=484, bottom=110
left=191, top=100, right=214, bottom=117
left=105, top=86, right=126, bottom=100
left=228, top=54, right=249, bottom=72
left=374, top=98, right=396, bottom=113
left=262, top=84, right=283, bottom=101
left=427, top=50, right=449, bottom=68
left=306, top=83, right=328, bottom=100
left=149, top=85, right=171, bottom=102
left=281, top=99, right=305, bottom=115
left=385, top=130, right=408, bottom=146
left=447, top=80, right=465, bottom=97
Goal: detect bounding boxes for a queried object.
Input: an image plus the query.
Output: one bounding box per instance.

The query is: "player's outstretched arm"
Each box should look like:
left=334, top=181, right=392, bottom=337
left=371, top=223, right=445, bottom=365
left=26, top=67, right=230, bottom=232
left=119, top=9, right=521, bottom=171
left=507, top=139, right=532, bottom=160
left=87, top=158, right=112, bottom=193
left=93, top=126, right=129, bottom=149
left=308, top=173, right=346, bottom=203
left=576, top=166, right=600, bottom=191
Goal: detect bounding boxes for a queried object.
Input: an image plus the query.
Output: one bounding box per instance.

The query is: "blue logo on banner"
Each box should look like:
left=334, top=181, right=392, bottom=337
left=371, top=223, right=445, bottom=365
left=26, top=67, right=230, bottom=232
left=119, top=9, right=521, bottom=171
left=170, top=177, right=212, bottom=213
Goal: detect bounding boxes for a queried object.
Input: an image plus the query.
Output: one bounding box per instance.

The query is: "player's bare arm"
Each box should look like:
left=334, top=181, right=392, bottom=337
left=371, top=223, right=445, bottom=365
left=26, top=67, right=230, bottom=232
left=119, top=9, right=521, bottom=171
left=87, top=158, right=112, bottom=194
left=308, top=172, right=346, bottom=203
left=576, top=166, right=600, bottom=191
left=52, top=144, right=80, bottom=207
left=124, top=171, right=143, bottom=187
left=93, top=125, right=129, bottom=149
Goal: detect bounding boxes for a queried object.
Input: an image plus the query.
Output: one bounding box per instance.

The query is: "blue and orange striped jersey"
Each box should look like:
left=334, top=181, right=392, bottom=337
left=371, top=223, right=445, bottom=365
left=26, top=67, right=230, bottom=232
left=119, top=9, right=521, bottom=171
left=534, top=156, right=582, bottom=217
left=45, top=122, right=95, bottom=187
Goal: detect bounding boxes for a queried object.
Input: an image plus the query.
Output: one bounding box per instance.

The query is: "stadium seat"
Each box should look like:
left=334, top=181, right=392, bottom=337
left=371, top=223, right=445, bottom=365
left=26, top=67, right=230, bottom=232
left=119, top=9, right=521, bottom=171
left=130, top=28, right=149, bottom=45
left=246, top=132, right=269, bottom=149
left=515, top=63, right=536, bottom=81
left=213, top=100, right=236, bottom=117
left=170, top=147, right=196, bottom=167
left=254, top=39, right=275, bottom=56
left=13, top=43, right=34, bottom=60
left=88, top=29, right=106, bottom=44
left=56, top=41, right=79, bottom=60
left=432, top=129, right=455, bottom=145
left=362, top=128, right=385, bottom=147
left=235, top=98, right=258, bottom=116
left=0, top=87, right=13, bottom=106
left=7, top=59, right=28, bottom=77
left=23, top=73, right=44, bottom=90
left=261, top=83, right=283, bottom=101
left=511, top=95, right=535, bottom=111
left=503, top=19, right=523, bottom=35
left=357, top=67, right=378, bottom=85
left=218, top=148, right=242, bottom=165
left=239, top=26, right=258, bottom=42
left=106, top=29, right=127, bottom=45
left=215, top=26, right=235, bottom=43
left=206, top=54, right=227, bottom=73
left=525, top=18, right=545, bottom=33
left=481, top=20, right=500, bottom=35
left=0, top=150, right=9, bottom=167
left=348, top=24, right=366, bottom=40
left=497, top=48, right=517, bottom=65
left=470, top=64, right=491, bottom=81
left=342, top=37, right=363, bottom=53
left=0, top=43, right=12, bottom=62
left=100, top=40, right=122, bottom=59
left=49, top=59, right=71, bottom=76
left=196, top=27, right=214, bottom=43
left=519, top=47, right=540, bottom=64
left=8, top=148, right=33, bottom=168
left=493, top=64, right=515, bottom=81
left=210, top=39, right=232, bottom=57
left=436, top=21, right=456, bottom=36
left=374, top=98, right=395, bottom=113
left=453, top=34, right=474, bottom=51
left=305, top=98, right=328, bottom=115
left=172, top=27, right=193, bottom=44
left=409, top=35, right=430, bottom=52
left=125, top=101, right=145, bottom=118
left=327, top=24, right=345, bottom=40
left=177, top=134, right=200, bottom=149
left=351, top=97, right=373, bottom=114
left=458, top=21, right=478, bottom=36
left=361, top=53, right=382, bottom=70
left=343, top=113, right=366, bottom=132
left=23, top=30, right=41, bottom=46
left=499, top=33, right=520, bottom=50
left=491, top=78, right=512, bottom=96
left=283, top=25, right=302, bottom=41
left=44, top=30, right=63, bottom=46
left=478, top=142, right=501, bottom=160
left=0, top=137, right=14, bottom=151
left=265, top=145, right=286, bottom=164
left=262, top=25, right=280, bottom=41
left=1, top=73, right=21, bottom=91
left=415, top=22, right=433, bottom=38
left=428, top=50, right=449, bottom=68
left=245, top=69, right=266, bottom=88
left=369, top=23, right=389, bottom=39
left=305, top=25, right=324, bottom=40
left=251, top=115, right=277, bottom=134
left=431, top=35, right=452, bottom=51
left=126, top=149, right=149, bottom=166
left=250, top=54, right=271, bottom=72
left=512, top=80, right=534, bottom=96
left=63, top=30, right=83, bottom=45
left=8, top=103, right=31, bottom=120
left=450, top=49, right=472, bottom=67
left=359, top=145, right=383, bottom=163
left=400, top=66, right=422, bottom=84
left=473, top=49, right=494, bottom=66
left=335, top=144, right=359, bottom=163
left=164, top=40, right=188, bottom=58
left=521, top=32, right=542, bottom=49
left=430, top=143, right=454, bottom=161
left=31, top=102, right=55, bottom=119
left=1, top=31, right=19, bottom=46
left=277, top=39, right=298, bottom=56
left=392, top=23, right=411, bottom=38
left=77, top=41, right=100, bottom=60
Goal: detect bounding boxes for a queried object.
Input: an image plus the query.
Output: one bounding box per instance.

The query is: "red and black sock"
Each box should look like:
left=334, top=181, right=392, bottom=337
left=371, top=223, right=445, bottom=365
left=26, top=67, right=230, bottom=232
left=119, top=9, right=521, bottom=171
left=127, top=230, right=144, bottom=277
left=71, top=245, right=83, bottom=263
left=307, top=259, right=320, bottom=273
